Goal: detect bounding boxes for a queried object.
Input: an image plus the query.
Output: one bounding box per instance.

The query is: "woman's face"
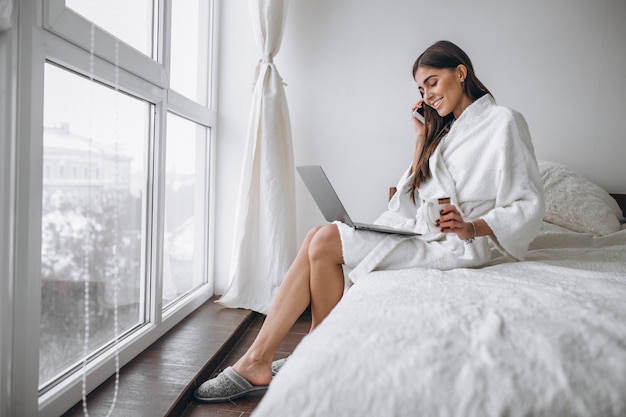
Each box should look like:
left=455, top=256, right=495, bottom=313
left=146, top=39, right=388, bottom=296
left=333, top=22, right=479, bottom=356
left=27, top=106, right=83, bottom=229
left=414, top=65, right=471, bottom=119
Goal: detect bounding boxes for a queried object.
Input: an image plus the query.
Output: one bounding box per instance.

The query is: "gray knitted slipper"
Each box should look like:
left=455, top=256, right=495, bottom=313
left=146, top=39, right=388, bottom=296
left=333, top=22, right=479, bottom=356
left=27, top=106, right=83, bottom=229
left=194, top=366, right=268, bottom=403
left=271, top=357, right=288, bottom=376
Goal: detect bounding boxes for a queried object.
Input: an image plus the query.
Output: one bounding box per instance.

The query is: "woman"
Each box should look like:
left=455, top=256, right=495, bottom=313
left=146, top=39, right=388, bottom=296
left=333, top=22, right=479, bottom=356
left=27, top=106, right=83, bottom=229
left=195, top=40, right=544, bottom=403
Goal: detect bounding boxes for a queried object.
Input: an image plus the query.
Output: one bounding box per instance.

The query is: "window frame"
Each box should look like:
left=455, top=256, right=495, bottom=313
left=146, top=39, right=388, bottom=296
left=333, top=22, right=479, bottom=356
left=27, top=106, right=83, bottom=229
left=43, top=0, right=167, bottom=88
left=9, top=0, right=220, bottom=415
left=0, top=5, right=18, bottom=416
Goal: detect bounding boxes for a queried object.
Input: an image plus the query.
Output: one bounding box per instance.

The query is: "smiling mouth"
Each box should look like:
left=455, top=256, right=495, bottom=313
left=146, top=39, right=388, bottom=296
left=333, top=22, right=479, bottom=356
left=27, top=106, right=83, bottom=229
left=433, top=98, right=443, bottom=109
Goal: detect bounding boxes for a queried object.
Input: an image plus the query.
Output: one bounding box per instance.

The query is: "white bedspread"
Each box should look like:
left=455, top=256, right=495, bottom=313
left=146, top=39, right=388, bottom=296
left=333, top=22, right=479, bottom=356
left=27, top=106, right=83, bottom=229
left=253, top=225, right=626, bottom=417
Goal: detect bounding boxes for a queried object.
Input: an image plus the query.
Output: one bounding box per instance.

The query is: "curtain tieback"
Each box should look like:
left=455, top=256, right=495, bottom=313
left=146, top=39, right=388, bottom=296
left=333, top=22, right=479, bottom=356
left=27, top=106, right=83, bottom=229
left=253, top=55, right=288, bottom=87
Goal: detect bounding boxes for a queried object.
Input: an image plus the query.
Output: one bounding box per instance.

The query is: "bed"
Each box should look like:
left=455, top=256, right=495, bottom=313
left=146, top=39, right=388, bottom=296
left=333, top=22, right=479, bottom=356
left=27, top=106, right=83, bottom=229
left=252, top=161, right=626, bottom=417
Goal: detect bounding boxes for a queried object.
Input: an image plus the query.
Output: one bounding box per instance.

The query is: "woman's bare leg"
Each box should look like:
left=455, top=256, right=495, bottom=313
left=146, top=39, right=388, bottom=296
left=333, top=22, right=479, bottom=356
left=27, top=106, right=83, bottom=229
left=308, top=224, right=345, bottom=330
left=232, top=224, right=344, bottom=386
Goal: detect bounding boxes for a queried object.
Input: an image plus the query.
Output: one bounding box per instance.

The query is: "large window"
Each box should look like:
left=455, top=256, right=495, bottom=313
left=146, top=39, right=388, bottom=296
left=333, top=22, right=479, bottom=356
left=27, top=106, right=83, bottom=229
left=40, top=63, right=149, bottom=390
left=170, top=0, right=211, bottom=104
left=163, top=112, right=209, bottom=306
left=9, top=0, right=217, bottom=415
left=65, top=0, right=154, bottom=56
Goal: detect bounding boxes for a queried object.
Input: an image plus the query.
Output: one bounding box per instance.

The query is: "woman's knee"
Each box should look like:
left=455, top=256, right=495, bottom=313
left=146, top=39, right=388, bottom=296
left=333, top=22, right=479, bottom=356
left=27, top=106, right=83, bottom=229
left=308, top=224, right=342, bottom=263
left=295, top=225, right=324, bottom=259
left=305, top=226, right=323, bottom=241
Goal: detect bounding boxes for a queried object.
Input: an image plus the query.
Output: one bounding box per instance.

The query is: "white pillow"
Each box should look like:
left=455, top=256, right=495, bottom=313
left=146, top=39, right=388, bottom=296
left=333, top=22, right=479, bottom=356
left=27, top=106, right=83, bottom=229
left=538, top=160, right=623, bottom=235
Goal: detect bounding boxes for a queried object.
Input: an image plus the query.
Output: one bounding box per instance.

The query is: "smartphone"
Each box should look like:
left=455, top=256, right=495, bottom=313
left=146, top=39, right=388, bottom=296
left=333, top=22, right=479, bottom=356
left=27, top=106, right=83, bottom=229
left=412, top=106, right=424, bottom=124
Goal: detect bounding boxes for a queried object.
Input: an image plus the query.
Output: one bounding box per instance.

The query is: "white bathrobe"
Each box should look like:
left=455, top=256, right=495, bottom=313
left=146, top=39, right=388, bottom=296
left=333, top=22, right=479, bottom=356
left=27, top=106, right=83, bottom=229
left=339, top=94, right=545, bottom=282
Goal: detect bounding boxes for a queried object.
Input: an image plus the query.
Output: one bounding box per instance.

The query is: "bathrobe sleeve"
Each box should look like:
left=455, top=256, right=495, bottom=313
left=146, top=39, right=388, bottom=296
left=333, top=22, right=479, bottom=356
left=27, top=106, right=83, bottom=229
left=479, top=108, right=545, bottom=261
left=373, top=167, right=437, bottom=236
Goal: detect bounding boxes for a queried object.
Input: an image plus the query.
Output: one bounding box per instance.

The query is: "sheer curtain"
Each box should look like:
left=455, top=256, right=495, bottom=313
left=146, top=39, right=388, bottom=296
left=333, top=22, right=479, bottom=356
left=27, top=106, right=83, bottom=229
left=218, top=0, right=296, bottom=314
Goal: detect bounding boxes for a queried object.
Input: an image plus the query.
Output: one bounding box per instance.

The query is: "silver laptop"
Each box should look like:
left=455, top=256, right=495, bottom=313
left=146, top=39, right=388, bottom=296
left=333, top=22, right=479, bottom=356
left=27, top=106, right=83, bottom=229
left=297, top=165, right=419, bottom=236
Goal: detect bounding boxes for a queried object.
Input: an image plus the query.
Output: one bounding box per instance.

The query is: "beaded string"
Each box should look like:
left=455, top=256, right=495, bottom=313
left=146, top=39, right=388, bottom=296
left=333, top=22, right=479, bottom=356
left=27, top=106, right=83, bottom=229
left=81, top=3, right=121, bottom=415
left=80, top=15, right=96, bottom=417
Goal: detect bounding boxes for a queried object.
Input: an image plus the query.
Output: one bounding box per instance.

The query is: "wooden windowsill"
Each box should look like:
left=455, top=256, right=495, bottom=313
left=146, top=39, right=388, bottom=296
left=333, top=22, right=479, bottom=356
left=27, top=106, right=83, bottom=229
left=62, top=297, right=256, bottom=417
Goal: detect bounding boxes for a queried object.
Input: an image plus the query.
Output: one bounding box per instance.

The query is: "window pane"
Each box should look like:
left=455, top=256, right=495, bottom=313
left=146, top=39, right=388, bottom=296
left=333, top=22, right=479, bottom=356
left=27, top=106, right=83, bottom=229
left=163, top=113, right=207, bottom=307
left=66, top=0, right=154, bottom=56
left=170, top=0, right=210, bottom=104
left=40, top=63, right=150, bottom=389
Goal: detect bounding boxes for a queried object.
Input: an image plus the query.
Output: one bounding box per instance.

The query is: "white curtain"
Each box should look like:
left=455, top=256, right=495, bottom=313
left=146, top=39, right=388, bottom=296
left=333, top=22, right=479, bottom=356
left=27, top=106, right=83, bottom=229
left=0, top=0, right=12, bottom=32
left=218, top=0, right=296, bottom=314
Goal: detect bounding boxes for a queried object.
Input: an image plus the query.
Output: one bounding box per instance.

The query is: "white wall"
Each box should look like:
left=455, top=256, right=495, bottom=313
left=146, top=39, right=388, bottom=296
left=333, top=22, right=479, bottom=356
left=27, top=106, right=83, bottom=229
left=214, top=0, right=626, bottom=292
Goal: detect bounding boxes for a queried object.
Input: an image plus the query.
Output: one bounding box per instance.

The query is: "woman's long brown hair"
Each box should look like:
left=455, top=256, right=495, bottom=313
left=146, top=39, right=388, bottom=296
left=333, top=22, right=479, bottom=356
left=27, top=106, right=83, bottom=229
left=409, top=40, right=491, bottom=203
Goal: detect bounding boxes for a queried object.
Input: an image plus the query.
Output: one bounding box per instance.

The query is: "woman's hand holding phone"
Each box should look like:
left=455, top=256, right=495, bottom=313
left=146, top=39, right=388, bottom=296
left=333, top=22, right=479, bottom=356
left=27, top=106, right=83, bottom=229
left=411, top=99, right=426, bottom=135
left=412, top=106, right=424, bottom=124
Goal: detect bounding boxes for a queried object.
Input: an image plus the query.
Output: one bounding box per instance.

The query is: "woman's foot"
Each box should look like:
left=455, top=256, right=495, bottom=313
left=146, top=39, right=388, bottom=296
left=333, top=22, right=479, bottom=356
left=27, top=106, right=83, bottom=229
left=232, top=355, right=273, bottom=387
left=194, top=355, right=285, bottom=403
left=194, top=366, right=268, bottom=403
